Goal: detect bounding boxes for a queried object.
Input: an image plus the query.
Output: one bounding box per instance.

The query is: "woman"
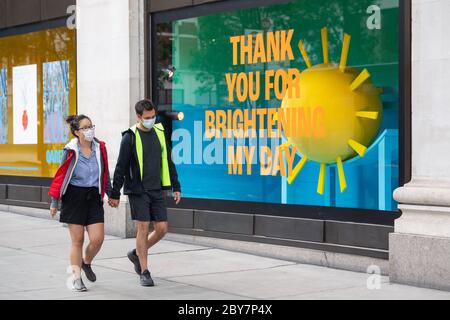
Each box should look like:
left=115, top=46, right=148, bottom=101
left=49, top=114, right=112, bottom=292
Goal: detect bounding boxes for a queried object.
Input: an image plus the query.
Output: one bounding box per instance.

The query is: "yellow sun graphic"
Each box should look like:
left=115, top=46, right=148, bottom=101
left=281, top=27, right=383, bottom=195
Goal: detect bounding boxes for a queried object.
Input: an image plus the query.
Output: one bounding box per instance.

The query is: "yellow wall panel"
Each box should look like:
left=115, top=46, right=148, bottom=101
left=0, top=26, right=76, bottom=178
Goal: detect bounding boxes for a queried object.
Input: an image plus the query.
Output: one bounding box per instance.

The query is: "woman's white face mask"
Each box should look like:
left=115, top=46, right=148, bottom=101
left=83, top=128, right=95, bottom=141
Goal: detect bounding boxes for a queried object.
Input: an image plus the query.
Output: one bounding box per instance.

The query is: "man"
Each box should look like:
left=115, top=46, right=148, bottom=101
left=109, top=99, right=181, bottom=287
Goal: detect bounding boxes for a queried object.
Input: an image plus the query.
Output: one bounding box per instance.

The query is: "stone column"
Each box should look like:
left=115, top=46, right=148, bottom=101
left=76, top=0, right=145, bottom=237
left=390, top=0, right=450, bottom=291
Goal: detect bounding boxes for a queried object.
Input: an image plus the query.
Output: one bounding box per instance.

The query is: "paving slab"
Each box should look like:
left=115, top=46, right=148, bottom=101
left=0, top=212, right=61, bottom=232
left=1, top=211, right=450, bottom=300
left=164, top=263, right=378, bottom=299
left=25, top=238, right=208, bottom=261
left=95, top=248, right=296, bottom=279
left=276, top=283, right=450, bottom=300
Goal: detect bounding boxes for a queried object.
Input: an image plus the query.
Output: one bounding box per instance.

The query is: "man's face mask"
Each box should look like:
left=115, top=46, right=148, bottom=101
left=141, top=117, right=156, bottom=130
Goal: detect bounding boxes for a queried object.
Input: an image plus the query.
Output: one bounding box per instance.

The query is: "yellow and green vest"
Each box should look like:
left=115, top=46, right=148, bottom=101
left=129, top=123, right=171, bottom=188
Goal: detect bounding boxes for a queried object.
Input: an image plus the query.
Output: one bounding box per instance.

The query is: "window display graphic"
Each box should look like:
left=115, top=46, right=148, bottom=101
left=43, top=60, right=70, bottom=144
left=0, top=68, right=7, bottom=144
left=13, top=64, right=38, bottom=145
left=282, top=28, right=383, bottom=195
left=160, top=0, right=400, bottom=212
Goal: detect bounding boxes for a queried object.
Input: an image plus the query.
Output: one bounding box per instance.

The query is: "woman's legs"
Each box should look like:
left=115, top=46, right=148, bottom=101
left=84, top=223, right=105, bottom=264
left=68, top=224, right=85, bottom=279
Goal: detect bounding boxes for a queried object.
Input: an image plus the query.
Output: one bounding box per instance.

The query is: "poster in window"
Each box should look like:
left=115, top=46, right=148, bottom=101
left=0, top=68, right=7, bottom=144
left=13, top=64, right=38, bottom=145
left=43, top=60, right=70, bottom=144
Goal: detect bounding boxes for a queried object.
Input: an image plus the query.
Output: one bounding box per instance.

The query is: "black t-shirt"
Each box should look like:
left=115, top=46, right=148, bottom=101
left=137, top=127, right=162, bottom=191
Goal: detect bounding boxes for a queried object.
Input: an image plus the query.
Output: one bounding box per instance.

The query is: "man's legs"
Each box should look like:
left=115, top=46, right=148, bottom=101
left=146, top=221, right=168, bottom=250
left=136, top=221, right=150, bottom=272
left=128, top=191, right=168, bottom=284
left=134, top=221, right=167, bottom=274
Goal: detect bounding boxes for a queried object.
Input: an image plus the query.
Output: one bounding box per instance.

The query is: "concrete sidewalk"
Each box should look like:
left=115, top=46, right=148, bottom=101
left=0, top=211, right=449, bottom=300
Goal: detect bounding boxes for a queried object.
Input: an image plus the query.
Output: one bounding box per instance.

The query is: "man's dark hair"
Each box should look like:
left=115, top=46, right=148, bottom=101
left=135, top=99, right=157, bottom=116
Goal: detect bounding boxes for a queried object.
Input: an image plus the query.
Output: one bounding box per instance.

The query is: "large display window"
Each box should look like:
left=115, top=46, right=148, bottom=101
left=153, top=0, right=409, bottom=221
left=0, top=24, right=76, bottom=178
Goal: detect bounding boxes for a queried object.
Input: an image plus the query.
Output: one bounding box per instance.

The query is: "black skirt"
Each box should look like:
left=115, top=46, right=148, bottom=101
left=60, top=184, right=105, bottom=226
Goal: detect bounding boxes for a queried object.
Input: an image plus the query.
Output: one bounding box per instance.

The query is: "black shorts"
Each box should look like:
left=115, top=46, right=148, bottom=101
left=60, top=184, right=105, bottom=226
left=128, top=190, right=167, bottom=222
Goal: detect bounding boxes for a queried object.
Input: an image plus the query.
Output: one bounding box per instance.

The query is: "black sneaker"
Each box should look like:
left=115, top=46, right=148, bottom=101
left=140, top=270, right=154, bottom=287
left=127, top=249, right=141, bottom=275
left=81, top=261, right=97, bottom=282
left=73, top=277, right=88, bottom=292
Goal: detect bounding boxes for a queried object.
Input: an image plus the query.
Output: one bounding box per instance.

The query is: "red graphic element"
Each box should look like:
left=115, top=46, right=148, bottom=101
left=22, top=110, right=28, bottom=131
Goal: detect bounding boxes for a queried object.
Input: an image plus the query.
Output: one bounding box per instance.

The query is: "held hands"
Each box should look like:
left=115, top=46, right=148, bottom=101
left=108, top=198, right=120, bottom=208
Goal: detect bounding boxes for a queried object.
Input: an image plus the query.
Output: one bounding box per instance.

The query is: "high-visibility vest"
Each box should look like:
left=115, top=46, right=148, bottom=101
left=130, top=123, right=171, bottom=188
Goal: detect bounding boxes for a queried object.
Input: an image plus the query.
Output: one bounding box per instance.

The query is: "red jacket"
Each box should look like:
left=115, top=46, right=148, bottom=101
left=49, top=138, right=111, bottom=208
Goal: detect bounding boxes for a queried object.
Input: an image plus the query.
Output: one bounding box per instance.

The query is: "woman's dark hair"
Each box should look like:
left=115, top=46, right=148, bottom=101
left=66, top=114, right=91, bottom=138
left=135, top=99, right=157, bottom=116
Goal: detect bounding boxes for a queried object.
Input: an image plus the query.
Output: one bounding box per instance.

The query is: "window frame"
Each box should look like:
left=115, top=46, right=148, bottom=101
left=149, top=0, right=411, bottom=226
